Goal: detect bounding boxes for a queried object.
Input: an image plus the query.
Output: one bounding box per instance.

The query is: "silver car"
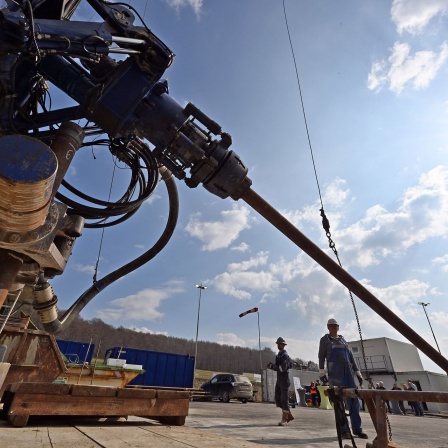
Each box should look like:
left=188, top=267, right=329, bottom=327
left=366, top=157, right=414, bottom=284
left=201, top=373, right=253, bottom=403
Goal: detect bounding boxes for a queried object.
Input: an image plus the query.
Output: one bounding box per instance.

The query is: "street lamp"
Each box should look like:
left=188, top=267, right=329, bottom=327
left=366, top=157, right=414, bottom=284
left=238, top=307, right=262, bottom=372
left=418, top=302, right=442, bottom=354
left=194, top=284, right=207, bottom=375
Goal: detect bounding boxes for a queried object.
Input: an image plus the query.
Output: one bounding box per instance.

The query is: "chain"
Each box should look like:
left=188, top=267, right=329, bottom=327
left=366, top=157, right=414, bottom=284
left=321, top=208, right=394, bottom=440
left=386, top=413, right=393, bottom=440
left=320, top=209, right=372, bottom=376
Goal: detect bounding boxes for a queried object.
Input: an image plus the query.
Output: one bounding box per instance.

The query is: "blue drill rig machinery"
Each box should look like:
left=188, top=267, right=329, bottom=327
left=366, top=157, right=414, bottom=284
left=0, top=0, right=447, bottom=375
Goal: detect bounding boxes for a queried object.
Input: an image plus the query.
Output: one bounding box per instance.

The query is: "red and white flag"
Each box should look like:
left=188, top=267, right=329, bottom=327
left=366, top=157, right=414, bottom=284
left=239, top=307, right=258, bottom=318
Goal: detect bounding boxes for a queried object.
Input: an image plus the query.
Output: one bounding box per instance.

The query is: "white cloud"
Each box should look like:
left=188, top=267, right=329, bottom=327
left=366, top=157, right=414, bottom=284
left=362, top=279, right=432, bottom=316
left=276, top=254, right=433, bottom=332
left=216, top=332, right=246, bottom=347
left=145, top=193, right=161, bottom=205
left=368, top=41, right=448, bottom=94
left=211, top=270, right=280, bottom=300
left=367, top=61, right=388, bottom=92
left=322, top=178, right=351, bottom=208
left=432, top=253, right=448, bottom=271
left=185, top=204, right=252, bottom=251
left=130, top=326, right=168, bottom=336
left=210, top=252, right=281, bottom=300
left=227, top=252, right=269, bottom=272
left=96, top=283, right=184, bottom=322
left=281, top=178, right=349, bottom=229
left=391, top=0, right=448, bottom=35
left=231, top=242, right=250, bottom=252
left=431, top=311, right=448, bottom=326
left=164, top=0, right=203, bottom=18
left=73, top=263, right=96, bottom=274
left=287, top=270, right=438, bottom=349
left=335, top=166, right=448, bottom=267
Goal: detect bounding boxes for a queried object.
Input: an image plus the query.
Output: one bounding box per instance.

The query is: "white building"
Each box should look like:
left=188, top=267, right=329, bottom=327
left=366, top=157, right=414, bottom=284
left=347, top=337, right=448, bottom=413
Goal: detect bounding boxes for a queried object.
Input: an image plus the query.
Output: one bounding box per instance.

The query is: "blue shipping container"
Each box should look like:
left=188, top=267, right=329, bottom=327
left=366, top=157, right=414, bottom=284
left=56, top=339, right=95, bottom=364
left=104, top=347, right=194, bottom=388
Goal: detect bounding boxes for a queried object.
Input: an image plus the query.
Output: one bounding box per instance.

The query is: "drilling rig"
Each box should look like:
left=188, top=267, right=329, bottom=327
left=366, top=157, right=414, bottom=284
left=0, top=0, right=447, bottom=431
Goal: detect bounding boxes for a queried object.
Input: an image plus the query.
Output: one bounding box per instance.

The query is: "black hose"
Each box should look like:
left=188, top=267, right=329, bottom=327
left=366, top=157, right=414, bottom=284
left=56, top=138, right=159, bottom=228
left=44, top=166, right=179, bottom=334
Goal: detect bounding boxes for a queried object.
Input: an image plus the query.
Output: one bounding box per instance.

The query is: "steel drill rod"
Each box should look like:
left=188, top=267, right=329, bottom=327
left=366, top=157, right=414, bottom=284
left=242, top=187, right=448, bottom=374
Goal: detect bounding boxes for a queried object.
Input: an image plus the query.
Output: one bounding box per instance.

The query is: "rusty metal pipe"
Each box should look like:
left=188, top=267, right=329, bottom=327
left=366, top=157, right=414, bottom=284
left=242, top=187, right=448, bottom=374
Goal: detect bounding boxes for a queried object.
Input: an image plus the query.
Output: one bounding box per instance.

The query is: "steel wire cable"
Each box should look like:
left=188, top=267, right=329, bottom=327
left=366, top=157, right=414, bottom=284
left=281, top=3, right=386, bottom=434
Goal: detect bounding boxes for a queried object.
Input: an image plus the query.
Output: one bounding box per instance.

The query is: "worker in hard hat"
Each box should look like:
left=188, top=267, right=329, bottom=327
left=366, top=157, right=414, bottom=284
left=318, top=318, right=368, bottom=440
left=267, top=337, right=294, bottom=426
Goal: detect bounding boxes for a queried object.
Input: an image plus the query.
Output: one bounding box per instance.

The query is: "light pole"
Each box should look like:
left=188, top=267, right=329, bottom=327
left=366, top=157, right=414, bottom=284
left=238, top=306, right=263, bottom=401
left=257, top=310, right=262, bottom=373
left=194, top=284, right=207, bottom=377
left=418, top=302, right=442, bottom=354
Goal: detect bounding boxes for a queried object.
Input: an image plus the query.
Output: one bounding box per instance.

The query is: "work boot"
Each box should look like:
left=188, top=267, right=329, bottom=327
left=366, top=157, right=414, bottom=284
left=341, top=433, right=351, bottom=440
left=287, top=410, right=294, bottom=422
left=278, top=411, right=289, bottom=426
left=353, top=431, right=368, bottom=439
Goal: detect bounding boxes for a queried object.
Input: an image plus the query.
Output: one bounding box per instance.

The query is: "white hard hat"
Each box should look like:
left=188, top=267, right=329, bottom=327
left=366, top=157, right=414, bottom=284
left=327, top=318, right=339, bottom=326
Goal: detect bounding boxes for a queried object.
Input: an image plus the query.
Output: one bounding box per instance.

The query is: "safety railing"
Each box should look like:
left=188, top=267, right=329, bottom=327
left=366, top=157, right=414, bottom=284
left=354, top=354, right=392, bottom=373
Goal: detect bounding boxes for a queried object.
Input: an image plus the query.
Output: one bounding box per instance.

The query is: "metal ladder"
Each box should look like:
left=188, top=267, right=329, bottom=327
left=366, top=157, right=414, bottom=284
left=0, top=290, right=22, bottom=334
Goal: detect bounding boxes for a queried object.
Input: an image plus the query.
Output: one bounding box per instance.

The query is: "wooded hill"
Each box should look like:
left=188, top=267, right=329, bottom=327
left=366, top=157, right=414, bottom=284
left=49, top=315, right=318, bottom=374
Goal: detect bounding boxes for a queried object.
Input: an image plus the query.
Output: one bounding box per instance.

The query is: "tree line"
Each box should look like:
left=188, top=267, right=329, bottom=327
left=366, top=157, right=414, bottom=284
left=43, top=315, right=318, bottom=374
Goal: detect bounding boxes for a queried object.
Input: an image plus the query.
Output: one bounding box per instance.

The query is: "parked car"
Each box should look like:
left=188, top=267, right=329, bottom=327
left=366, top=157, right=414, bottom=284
left=201, top=373, right=253, bottom=403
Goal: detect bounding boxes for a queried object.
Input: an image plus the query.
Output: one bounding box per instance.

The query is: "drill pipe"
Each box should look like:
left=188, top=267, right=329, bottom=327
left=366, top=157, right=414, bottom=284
left=242, top=187, right=448, bottom=374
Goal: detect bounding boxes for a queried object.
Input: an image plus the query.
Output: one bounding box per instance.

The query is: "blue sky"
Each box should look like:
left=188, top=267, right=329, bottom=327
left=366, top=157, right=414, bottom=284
left=52, top=0, right=448, bottom=373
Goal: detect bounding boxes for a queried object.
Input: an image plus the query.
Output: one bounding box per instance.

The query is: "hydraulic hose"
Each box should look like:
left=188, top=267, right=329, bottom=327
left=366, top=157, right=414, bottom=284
left=43, top=166, right=179, bottom=333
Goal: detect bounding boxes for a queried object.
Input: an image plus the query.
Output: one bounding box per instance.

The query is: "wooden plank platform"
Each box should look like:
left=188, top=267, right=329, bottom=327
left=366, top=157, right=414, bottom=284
left=2, top=382, right=190, bottom=427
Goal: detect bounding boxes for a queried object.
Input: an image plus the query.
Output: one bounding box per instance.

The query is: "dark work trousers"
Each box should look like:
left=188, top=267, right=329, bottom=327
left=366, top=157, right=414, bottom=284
left=398, top=400, right=407, bottom=415
left=275, top=373, right=290, bottom=411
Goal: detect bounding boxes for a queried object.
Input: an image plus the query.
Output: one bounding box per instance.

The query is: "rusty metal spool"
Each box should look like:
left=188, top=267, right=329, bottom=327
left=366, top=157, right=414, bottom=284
left=0, top=135, right=57, bottom=233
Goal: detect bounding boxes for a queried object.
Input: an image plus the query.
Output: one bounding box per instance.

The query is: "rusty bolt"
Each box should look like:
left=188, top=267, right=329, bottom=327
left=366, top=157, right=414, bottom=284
left=9, top=234, right=20, bottom=243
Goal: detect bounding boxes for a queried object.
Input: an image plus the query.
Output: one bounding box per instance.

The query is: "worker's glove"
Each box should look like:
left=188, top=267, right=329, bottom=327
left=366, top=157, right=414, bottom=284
left=266, top=362, right=274, bottom=370
left=356, top=370, right=363, bottom=387
left=319, top=369, right=328, bottom=385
